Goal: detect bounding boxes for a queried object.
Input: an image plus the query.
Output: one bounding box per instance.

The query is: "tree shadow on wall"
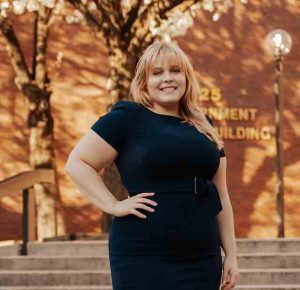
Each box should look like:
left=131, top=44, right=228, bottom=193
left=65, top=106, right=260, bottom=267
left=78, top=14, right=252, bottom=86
left=178, top=1, right=300, bottom=237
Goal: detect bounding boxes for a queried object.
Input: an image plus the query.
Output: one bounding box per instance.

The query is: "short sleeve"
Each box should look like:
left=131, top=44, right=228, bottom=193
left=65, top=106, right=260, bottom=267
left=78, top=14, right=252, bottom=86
left=205, top=114, right=226, bottom=157
left=90, top=101, right=136, bottom=153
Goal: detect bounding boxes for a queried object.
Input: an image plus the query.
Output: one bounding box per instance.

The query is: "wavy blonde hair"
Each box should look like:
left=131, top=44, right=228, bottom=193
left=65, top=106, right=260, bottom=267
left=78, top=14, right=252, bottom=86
left=130, top=41, right=224, bottom=151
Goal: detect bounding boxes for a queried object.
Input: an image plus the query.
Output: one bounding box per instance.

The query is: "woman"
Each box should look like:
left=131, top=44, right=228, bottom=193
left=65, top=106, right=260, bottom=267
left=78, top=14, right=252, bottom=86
left=65, top=41, right=239, bottom=290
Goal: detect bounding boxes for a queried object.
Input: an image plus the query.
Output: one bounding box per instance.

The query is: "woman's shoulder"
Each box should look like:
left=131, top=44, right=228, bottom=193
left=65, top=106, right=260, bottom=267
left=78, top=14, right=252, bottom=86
left=110, top=100, right=142, bottom=113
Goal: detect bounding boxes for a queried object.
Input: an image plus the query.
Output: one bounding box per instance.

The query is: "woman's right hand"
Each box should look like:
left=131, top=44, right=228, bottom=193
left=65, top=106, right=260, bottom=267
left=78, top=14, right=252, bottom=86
left=112, top=192, right=158, bottom=219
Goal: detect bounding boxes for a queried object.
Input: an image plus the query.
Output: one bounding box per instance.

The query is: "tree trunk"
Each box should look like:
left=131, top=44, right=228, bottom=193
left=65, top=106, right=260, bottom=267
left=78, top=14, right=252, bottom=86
left=26, top=84, right=66, bottom=240
left=100, top=41, right=138, bottom=233
left=0, top=9, right=66, bottom=240
left=29, top=6, right=66, bottom=240
left=106, top=38, right=138, bottom=102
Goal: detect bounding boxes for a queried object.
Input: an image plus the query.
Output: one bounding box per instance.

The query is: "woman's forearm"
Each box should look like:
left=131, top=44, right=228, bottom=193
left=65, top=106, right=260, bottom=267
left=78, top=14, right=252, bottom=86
left=65, top=159, right=118, bottom=215
left=216, top=194, right=237, bottom=257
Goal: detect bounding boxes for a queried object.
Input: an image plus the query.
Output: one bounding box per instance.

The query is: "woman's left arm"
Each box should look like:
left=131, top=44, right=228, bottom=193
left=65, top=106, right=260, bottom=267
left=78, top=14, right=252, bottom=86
left=212, top=156, right=239, bottom=289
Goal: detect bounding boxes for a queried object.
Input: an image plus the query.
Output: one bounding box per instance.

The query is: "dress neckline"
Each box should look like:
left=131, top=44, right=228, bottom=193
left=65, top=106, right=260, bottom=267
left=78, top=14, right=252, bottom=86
left=140, top=104, right=184, bottom=121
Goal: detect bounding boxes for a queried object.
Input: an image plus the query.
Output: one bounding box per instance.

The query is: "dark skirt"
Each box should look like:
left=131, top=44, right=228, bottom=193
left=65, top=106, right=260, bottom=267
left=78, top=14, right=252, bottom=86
left=108, top=191, right=223, bottom=290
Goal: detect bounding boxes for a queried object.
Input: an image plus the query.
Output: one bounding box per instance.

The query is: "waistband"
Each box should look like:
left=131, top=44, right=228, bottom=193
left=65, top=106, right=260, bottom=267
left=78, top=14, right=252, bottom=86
left=128, top=177, right=216, bottom=198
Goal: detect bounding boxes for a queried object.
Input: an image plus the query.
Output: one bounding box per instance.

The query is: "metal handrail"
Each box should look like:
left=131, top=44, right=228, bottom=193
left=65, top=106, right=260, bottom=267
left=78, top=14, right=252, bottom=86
left=0, top=169, right=55, bottom=255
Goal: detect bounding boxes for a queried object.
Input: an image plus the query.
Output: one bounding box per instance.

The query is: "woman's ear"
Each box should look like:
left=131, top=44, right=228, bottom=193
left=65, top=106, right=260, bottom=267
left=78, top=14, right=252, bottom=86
left=142, top=82, right=148, bottom=93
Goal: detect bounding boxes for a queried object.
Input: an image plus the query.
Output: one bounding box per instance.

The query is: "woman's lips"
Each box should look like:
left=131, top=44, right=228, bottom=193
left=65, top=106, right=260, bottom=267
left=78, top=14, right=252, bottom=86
left=160, top=87, right=177, bottom=92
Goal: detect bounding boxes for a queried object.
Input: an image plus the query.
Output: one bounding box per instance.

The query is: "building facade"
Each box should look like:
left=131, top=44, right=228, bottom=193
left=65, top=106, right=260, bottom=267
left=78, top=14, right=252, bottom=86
left=0, top=1, right=299, bottom=240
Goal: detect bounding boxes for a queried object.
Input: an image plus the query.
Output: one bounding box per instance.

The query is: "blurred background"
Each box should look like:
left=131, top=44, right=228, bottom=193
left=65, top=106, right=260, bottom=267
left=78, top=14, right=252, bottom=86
left=0, top=0, right=299, bottom=243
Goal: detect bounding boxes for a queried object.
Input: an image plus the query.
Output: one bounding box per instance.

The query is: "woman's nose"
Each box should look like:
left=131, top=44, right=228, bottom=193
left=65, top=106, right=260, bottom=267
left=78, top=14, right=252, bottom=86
left=163, top=71, right=173, bottom=82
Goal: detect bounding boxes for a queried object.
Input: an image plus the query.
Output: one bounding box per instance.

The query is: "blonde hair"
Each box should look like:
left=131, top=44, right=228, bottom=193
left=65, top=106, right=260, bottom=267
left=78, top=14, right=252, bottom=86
left=130, top=41, right=224, bottom=151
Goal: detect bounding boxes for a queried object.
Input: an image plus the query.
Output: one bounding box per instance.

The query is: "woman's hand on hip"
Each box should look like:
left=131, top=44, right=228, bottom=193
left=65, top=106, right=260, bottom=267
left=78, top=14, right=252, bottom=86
left=112, top=192, right=157, bottom=219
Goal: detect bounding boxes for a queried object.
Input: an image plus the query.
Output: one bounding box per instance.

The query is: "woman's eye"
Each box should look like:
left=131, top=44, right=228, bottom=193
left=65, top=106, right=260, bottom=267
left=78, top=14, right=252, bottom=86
left=152, top=69, right=180, bottom=75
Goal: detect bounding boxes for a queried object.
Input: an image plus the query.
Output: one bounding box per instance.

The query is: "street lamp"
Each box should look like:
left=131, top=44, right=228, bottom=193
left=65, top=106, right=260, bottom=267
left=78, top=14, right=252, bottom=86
left=264, top=29, right=292, bottom=238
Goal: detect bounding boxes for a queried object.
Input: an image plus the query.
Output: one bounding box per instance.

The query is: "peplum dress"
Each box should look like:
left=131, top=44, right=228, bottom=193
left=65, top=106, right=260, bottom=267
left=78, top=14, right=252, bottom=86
left=90, top=100, right=226, bottom=290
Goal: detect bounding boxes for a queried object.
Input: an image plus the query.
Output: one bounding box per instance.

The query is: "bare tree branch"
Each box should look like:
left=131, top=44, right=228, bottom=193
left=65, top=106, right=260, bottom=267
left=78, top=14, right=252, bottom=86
left=44, top=4, right=54, bottom=25
left=35, top=5, right=50, bottom=88
left=0, top=14, right=31, bottom=86
left=94, top=0, right=120, bottom=35
left=129, top=0, right=199, bottom=49
left=110, top=0, right=125, bottom=27
left=32, top=11, right=38, bottom=79
left=68, top=0, right=104, bottom=33
left=122, top=0, right=142, bottom=35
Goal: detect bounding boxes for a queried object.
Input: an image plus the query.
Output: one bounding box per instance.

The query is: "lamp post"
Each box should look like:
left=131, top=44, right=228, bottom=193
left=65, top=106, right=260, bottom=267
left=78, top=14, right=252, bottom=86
left=264, top=29, right=292, bottom=238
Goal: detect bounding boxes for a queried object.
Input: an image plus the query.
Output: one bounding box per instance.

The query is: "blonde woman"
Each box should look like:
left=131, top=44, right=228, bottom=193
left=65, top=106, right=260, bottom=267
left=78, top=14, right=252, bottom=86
left=65, top=41, right=239, bottom=290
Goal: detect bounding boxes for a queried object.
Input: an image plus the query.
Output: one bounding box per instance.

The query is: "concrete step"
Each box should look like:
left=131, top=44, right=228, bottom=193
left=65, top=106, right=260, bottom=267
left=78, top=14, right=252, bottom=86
left=0, top=286, right=299, bottom=290
left=27, top=241, right=108, bottom=256
left=237, top=269, right=300, bottom=284
left=238, top=253, right=300, bottom=268
left=0, top=287, right=299, bottom=290
left=235, top=286, right=300, bottom=290
left=1, top=238, right=300, bottom=257
left=1, top=269, right=300, bottom=286
left=22, top=238, right=300, bottom=257
left=237, top=238, right=300, bottom=254
left=0, top=287, right=111, bottom=290
left=1, top=253, right=300, bottom=270
left=0, top=256, right=110, bottom=270
left=0, top=270, right=111, bottom=286
left=0, top=243, right=20, bottom=256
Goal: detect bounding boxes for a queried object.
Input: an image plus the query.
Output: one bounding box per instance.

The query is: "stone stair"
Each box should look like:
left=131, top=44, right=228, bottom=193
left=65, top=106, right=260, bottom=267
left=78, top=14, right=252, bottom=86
left=0, top=238, right=299, bottom=290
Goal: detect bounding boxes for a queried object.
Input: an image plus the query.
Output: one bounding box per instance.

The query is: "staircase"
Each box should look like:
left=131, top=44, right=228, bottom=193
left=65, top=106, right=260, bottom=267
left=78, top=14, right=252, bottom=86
left=234, top=238, right=300, bottom=290
left=0, top=238, right=299, bottom=290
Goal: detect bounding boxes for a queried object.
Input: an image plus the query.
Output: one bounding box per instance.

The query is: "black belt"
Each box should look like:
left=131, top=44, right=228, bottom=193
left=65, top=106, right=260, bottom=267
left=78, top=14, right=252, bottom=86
left=127, top=177, right=222, bottom=217
left=128, top=176, right=216, bottom=198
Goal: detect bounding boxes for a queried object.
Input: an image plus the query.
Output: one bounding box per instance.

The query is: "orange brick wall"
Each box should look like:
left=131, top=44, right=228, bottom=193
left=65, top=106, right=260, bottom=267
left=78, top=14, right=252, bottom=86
left=1, top=1, right=299, bottom=240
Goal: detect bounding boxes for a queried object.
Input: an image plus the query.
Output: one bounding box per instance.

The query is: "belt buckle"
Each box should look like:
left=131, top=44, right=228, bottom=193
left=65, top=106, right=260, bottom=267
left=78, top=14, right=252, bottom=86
left=194, top=177, right=202, bottom=195
left=194, top=177, right=209, bottom=197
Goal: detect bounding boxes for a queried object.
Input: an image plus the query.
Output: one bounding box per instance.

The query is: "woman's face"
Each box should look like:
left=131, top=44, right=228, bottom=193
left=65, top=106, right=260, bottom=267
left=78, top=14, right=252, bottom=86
left=145, top=54, right=186, bottom=107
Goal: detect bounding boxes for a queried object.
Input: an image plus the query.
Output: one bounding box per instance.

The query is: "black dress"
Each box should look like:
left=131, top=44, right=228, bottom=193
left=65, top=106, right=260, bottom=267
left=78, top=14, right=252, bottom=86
left=90, top=100, right=226, bottom=290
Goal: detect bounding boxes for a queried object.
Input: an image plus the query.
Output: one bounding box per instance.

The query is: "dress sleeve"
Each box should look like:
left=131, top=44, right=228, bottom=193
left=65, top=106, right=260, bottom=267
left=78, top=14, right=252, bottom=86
left=205, top=114, right=226, bottom=157
left=90, top=101, right=136, bottom=153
